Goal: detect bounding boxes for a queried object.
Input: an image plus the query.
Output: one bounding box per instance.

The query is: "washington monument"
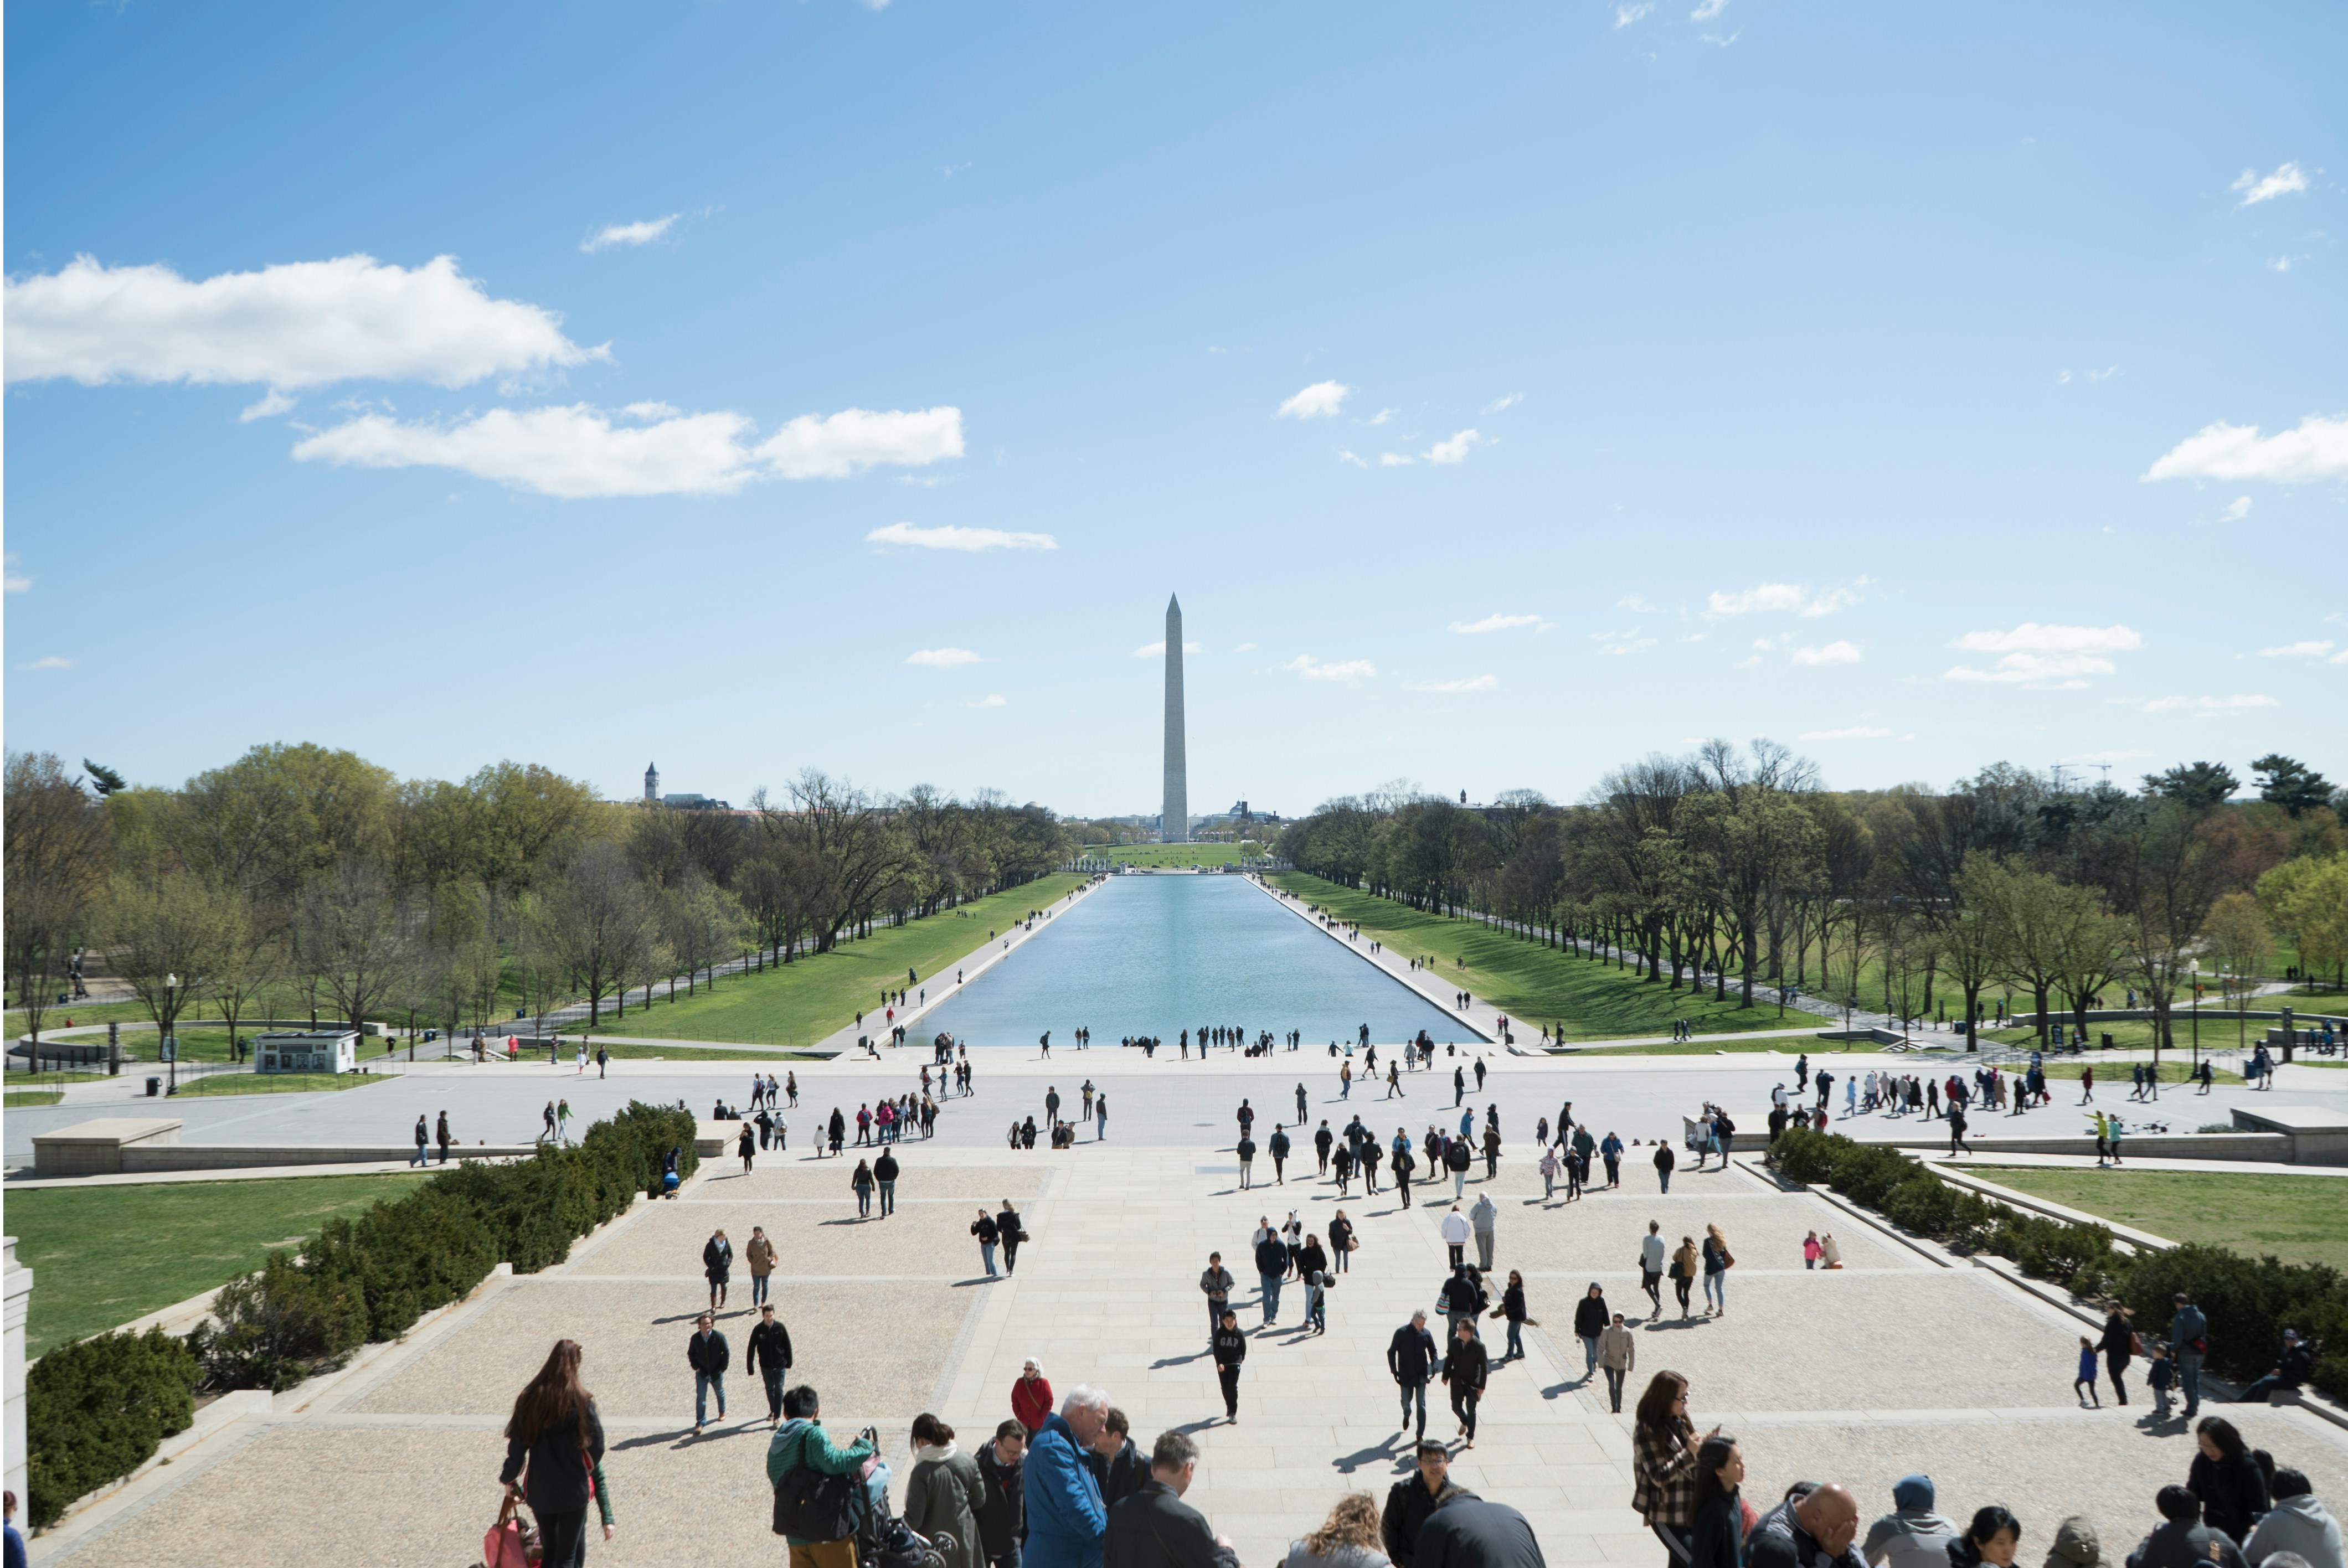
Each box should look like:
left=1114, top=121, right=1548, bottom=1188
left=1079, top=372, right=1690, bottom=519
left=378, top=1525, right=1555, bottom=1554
left=1162, top=593, right=1187, bottom=843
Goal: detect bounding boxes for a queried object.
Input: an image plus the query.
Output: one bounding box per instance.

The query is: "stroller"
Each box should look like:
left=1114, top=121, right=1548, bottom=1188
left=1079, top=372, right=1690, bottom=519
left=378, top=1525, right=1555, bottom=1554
left=857, top=1457, right=955, bottom=1568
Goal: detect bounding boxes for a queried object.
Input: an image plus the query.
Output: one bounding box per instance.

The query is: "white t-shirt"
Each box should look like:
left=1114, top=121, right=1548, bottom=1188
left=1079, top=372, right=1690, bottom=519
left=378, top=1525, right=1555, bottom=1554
left=1439, top=1213, right=1471, bottom=1245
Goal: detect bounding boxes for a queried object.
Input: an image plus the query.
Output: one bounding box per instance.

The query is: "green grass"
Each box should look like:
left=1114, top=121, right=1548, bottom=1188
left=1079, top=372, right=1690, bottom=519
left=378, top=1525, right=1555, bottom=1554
left=1968, top=1168, right=2348, bottom=1272
left=1572, top=1038, right=1814, bottom=1056
left=1269, top=873, right=1815, bottom=1042
left=6, top=1090, right=63, bottom=1107
left=10, top=1172, right=434, bottom=1354
left=1076, top=843, right=1255, bottom=867
left=171, top=1071, right=385, bottom=1098
left=593, top=1043, right=825, bottom=1061
left=586, top=874, right=1087, bottom=1044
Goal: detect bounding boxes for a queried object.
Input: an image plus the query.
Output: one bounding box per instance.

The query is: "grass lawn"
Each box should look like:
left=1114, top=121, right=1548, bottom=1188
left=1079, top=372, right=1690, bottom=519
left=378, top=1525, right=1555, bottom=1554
left=586, top=874, right=1087, bottom=1045
left=11, top=1172, right=434, bottom=1354
left=171, top=1071, right=385, bottom=1098
left=1270, top=873, right=1811, bottom=1041
left=1968, top=1167, right=2348, bottom=1272
left=5, top=1090, right=63, bottom=1107
left=595, top=1043, right=823, bottom=1061
left=1078, top=844, right=1257, bottom=867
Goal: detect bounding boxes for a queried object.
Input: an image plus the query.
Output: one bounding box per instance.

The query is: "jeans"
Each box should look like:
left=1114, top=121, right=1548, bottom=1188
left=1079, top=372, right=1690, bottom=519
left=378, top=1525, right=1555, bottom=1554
left=1454, top=1172, right=1466, bottom=1199
left=696, top=1369, right=726, bottom=1425
left=2237, top=1375, right=2296, bottom=1405
left=1604, top=1366, right=1626, bottom=1411
left=751, top=1274, right=770, bottom=1306
left=1505, top=1319, right=1523, bottom=1359
left=981, top=1241, right=998, bottom=1277
left=1659, top=1169, right=1671, bottom=1193
left=857, top=1187, right=873, bottom=1216
left=1704, top=1272, right=1726, bottom=1311
left=1218, top=1365, right=1241, bottom=1417
left=1448, top=1244, right=1465, bottom=1269
left=1209, top=1301, right=1228, bottom=1337
left=1542, top=1172, right=1554, bottom=1199
left=879, top=1180, right=896, bottom=1216
left=411, top=1144, right=428, bottom=1167
left=1451, top=1386, right=1479, bottom=1440
left=1333, top=1245, right=1348, bottom=1272
left=763, top=1368, right=786, bottom=1417
left=1579, top=1334, right=1599, bottom=1376
left=533, top=1508, right=589, bottom=1568
left=1260, top=1273, right=1282, bottom=1323
left=2178, top=1350, right=2203, bottom=1414
left=1398, top=1378, right=1428, bottom=1436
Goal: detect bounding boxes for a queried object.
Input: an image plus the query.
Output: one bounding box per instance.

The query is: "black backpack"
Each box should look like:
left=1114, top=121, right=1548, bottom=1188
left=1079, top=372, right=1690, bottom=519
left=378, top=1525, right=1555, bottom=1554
left=773, top=1429, right=861, bottom=1541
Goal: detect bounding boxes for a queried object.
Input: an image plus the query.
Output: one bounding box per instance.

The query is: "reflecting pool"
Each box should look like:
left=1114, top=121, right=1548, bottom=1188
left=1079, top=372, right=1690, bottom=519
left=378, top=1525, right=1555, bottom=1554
left=920, top=874, right=1476, bottom=1047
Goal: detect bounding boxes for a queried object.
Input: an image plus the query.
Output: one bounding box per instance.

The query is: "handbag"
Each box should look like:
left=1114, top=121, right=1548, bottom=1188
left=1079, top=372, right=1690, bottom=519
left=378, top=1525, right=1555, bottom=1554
left=2129, top=1332, right=2145, bottom=1358
left=773, top=1432, right=861, bottom=1541
left=483, top=1495, right=537, bottom=1568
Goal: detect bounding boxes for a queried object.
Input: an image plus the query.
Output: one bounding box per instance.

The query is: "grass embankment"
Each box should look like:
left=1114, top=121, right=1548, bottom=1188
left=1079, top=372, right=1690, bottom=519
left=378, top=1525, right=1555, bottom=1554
left=586, top=874, right=1087, bottom=1045
left=1970, top=1168, right=2348, bottom=1273
left=1078, top=843, right=1254, bottom=868
left=11, top=1173, right=434, bottom=1354
left=1269, top=872, right=1809, bottom=1042
left=6, top=1090, right=63, bottom=1107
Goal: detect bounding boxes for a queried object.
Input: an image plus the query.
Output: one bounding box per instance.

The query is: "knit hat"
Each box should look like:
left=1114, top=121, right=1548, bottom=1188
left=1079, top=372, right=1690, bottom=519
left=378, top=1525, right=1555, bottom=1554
left=1892, top=1476, right=1935, bottom=1510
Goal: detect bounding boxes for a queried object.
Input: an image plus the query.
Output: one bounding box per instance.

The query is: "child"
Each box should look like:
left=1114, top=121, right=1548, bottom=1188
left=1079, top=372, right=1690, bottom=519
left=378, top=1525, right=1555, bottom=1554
left=2074, top=1336, right=2101, bottom=1407
left=1819, top=1232, right=1842, bottom=1270
left=2146, top=1341, right=2175, bottom=1417
left=1803, top=1231, right=1822, bottom=1271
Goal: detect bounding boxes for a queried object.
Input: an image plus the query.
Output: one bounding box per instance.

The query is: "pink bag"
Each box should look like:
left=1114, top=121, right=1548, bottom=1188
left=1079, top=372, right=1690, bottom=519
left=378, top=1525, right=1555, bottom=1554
left=483, top=1497, right=535, bottom=1568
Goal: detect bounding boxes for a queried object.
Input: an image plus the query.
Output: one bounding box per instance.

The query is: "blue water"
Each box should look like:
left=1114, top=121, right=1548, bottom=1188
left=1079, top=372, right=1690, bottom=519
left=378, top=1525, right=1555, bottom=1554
left=921, top=874, right=1476, bottom=1047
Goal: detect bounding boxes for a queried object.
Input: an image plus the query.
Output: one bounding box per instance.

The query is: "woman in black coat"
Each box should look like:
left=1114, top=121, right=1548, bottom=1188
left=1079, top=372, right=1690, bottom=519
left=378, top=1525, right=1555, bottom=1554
left=1687, top=1433, right=1745, bottom=1568
left=2098, top=1306, right=2136, bottom=1406
left=1573, top=1283, right=1611, bottom=1382
left=2187, top=1415, right=2269, bottom=1544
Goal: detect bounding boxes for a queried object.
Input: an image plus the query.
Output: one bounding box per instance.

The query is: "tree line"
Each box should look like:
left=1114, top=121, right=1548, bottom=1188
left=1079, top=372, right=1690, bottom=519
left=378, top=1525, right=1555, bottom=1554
left=3, top=744, right=1077, bottom=1044
left=1275, top=742, right=2348, bottom=1049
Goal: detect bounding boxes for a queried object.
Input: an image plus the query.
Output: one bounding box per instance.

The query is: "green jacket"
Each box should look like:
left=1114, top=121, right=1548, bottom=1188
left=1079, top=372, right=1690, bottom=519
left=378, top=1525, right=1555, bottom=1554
left=768, top=1417, right=877, bottom=1545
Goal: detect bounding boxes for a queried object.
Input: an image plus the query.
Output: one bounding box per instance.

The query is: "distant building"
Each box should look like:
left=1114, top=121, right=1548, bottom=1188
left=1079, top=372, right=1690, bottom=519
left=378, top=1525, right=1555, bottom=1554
left=662, top=793, right=733, bottom=811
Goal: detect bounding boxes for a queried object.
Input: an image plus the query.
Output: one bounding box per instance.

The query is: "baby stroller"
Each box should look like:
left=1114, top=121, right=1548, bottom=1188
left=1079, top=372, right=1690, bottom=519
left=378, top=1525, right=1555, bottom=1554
left=857, top=1458, right=954, bottom=1568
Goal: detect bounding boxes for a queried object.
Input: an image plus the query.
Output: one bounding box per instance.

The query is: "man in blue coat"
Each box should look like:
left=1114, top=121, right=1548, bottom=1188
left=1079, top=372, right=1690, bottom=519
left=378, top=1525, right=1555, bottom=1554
left=1025, top=1384, right=1113, bottom=1568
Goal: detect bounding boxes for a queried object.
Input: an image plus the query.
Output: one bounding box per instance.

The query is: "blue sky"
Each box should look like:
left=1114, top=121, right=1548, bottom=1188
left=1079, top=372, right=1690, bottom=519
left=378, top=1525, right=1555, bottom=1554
left=5, top=1, right=2342, bottom=818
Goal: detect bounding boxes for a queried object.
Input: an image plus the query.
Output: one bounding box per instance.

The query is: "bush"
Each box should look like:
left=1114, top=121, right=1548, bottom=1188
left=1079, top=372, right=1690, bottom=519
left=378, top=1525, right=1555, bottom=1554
left=24, top=1327, right=199, bottom=1528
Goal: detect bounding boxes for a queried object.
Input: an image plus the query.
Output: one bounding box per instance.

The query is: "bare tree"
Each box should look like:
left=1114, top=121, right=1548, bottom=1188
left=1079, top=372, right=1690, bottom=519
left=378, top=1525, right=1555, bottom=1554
left=292, top=862, right=414, bottom=1033
left=532, top=842, right=662, bottom=1025
left=204, top=888, right=284, bottom=1055
left=107, top=870, right=235, bottom=1062
left=4, top=752, right=114, bottom=1043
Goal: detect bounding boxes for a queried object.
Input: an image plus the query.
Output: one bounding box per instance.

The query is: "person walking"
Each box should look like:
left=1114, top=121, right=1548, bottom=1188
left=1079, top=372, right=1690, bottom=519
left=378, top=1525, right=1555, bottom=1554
left=1199, top=1253, right=1235, bottom=1342
left=1700, top=1225, right=1732, bottom=1318
left=907, top=1414, right=988, bottom=1568
left=1631, top=1371, right=1708, bottom=1566
left=1270, top=1125, right=1291, bottom=1185
left=749, top=1303, right=794, bottom=1427
left=1671, top=1236, right=1700, bottom=1321
left=1602, top=1131, right=1624, bottom=1188
left=1440, top=1205, right=1471, bottom=1270
left=1213, top=1309, right=1249, bottom=1421
left=1392, top=1141, right=1415, bottom=1207
left=500, top=1339, right=612, bottom=1567
left=1285, top=1492, right=1391, bottom=1568
left=437, top=1110, right=452, bottom=1164
left=876, top=1148, right=900, bottom=1217
left=411, top=1114, right=429, bottom=1167
left=852, top=1159, right=876, bottom=1218
left=1096, top=1093, right=1108, bottom=1143
left=1255, top=1228, right=1290, bottom=1328
left=2098, top=1304, right=2135, bottom=1406
left=1237, top=1133, right=1257, bottom=1190
left=2073, top=1337, right=2102, bottom=1407
left=1470, top=1192, right=1498, bottom=1273
left=976, top=1422, right=1028, bottom=1568
left=704, top=1230, right=733, bottom=1313
left=1025, top=1386, right=1113, bottom=1568
left=688, top=1312, right=729, bottom=1434
left=1495, top=1270, right=1530, bottom=1363
left=1446, top=1137, right=1472, bottom=1200
left=1388, top=1310, right=1438, bottom=1441
left=738, top=1123, right=756, bottom=1174
left=1573, top=1283, right=1609, bottom=1380
left=1443, top=1315, right=1488, bottom=1448
left=768, top=1384, right=877, bottom=1568
left=999, top=1201, right=1027, bottom=1275
left=1329, top=1211, right=1356, bottom=1272
left=1641, top=1223, right=1667, bottom=1319
left=1597, top=1313, right=1636, bottom=1414
left=1012, top=1360, right=1056, bottom=1435
left=1654, top=1141, right=1675, bottom=1194
left=975, top=1209, right=1002, bottom=1278
left=1382, top=1441, right=1469, bottom=1568
left=746, top=1226, right=778, bottom=1308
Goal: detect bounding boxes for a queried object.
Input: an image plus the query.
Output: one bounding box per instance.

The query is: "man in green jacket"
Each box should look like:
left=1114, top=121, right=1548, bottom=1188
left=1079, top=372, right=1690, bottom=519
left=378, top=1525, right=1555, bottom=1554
left=768, top=1384, right=878, bottom=1568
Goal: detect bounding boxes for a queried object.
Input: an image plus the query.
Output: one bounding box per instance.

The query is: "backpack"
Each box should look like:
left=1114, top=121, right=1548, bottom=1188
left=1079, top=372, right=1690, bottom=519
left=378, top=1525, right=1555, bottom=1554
left=773, top=1430, right=861, bottom=1541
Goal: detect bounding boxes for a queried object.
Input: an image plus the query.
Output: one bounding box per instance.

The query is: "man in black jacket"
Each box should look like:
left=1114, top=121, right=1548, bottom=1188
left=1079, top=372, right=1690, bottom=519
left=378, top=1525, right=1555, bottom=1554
left=1443, top=1316, right=1489, bottom=1447
left=1315, top=1121, right=1334, bottom=1174
left=874, top=1148, right=900, bottom=1215
left=1383, top=1441, right=1472, bottom=1568
left=1104, top=1429, right=1238, bottom=1568
left=1088, top=1407, right=1144, bottom=1508
left=1237, top=1134, right=1257, bottom=1190
left=1388, top=1311, right=1438, bottom=1441
left=1654, top=1141, right=1675, bottom=1194
left=1416, top=1497, right=1546, bottom=1568
left=1212, top=1311, right=1248, bottom=1422
left=688, top=1312, right=729, bottom=1435
left=976, top=1420, right=1027, bottom=1568
left=1254, top=1232, right=1289, bottom=1326
left=1269, top=1125, right=1291, bottom=1185
left=2237, top=1328, right=2316, bottom=1404
left=747, top=1303, right=794, bottom=1428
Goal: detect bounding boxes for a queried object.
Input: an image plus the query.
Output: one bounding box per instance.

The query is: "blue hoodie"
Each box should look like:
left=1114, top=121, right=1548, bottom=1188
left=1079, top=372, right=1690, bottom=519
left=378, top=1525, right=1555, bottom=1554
left=1022, top=1412, right=1107, bottom=1568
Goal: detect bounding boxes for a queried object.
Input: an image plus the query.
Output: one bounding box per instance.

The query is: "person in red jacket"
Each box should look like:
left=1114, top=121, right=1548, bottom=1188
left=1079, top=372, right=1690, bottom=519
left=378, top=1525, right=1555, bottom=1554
left=1012, top=1359, right=1055, bottom=1434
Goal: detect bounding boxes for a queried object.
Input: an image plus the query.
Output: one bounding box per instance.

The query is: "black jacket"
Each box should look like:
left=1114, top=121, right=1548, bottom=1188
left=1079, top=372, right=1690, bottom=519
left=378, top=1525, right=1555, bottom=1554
left=1444, top=1334, right=1489, bottom=1392
left=1316, top=1127, right=1335, bottom=1155
left=1446, top=1142, right=1472, bottom=1173
left=1417, top=1498, right=1546, bottom=1568
left=1329, top=1217, right=1355, bottom=1253
left=1212, top=1326, right=1249, bottom=1371
left=704, top=1237, right=733, bottom=1280
left=2187, top=1451, right=2270, bottom=1544
left=976, top=1442, right=1024, bottom=1556
left=688, top=1328, right=730, bottom=1374
left=1572, top=1296, right=1609, bottom=1338
left=974, top=1214, right=1000, bottom=1245
left=1089, top=1436, right=1145, bottom=1510
left=499, top=1399, right=606, bottom=1513
left=875, top=1152, right=900, bottom=1182
left=1269, top=1131, right=1291, bottom=1159
left=1690, top=1489, right=1743, bottom=1568
left=1500, top=1284, right=1527, bottom=1324
left=1654, top=1145, right=1675, bottom=1172
left=2098, top=1314, right=2134, bottom=1361
left=1439, top=1275, right=1481, bottom=1316
left=1237, top=1137, right=1257, bottom=1163
left=2126, top=1521, right=2247, bottom=1568
left=1383, top=1477, right=1472, bottom=1568
left=998, top=1208, right=1026, bottom=1245
left=1389, top=1324, right=1438, bottom=1383
left=1254, top=1237, right=1289, bottom=1277
left=1105, top=1479, right=1238, bottom=1568
left=748, top=1318, right=793, bottom=1375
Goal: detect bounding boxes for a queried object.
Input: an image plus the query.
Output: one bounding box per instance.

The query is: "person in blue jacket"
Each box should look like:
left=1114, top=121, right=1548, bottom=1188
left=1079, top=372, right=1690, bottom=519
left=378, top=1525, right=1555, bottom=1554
left=1024, top=1384, right=1113, bottom=1568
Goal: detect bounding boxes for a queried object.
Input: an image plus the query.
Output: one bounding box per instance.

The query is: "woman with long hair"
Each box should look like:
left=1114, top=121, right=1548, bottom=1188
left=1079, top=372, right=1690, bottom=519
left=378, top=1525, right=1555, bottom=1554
left=1687, top=1433, right=1745, bottom=1568
left=1701, top=1225, right=1731, bottom=1318
left=1284, top=1491, right=1390, bottom=1568
left=2187, top=1415, right=2269, bottom=1544
left=905, top=1413, right=986, bottom=1568
left=498, top=1339, right=612, bottom=1568
left=1672, top=1236, right=1700, bottom=1321
left=853, top=1158, right=876, bottom=1218
left=1948, top=1506, right=2021, bottom=1568
left=1631, top=1370, right=1713, bottom=1565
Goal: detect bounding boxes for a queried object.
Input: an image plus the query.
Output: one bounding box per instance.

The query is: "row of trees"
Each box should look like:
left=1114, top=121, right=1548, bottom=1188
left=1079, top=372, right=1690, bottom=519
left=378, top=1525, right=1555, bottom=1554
left=4, top=746, right=1077, bottom=1043
left=1276, top=744, right=2347, bottom=1049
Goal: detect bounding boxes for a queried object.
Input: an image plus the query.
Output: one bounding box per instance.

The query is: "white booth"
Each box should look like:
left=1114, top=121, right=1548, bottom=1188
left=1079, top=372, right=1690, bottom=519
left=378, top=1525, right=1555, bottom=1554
left=255, top=1030, right=358, bottom=1075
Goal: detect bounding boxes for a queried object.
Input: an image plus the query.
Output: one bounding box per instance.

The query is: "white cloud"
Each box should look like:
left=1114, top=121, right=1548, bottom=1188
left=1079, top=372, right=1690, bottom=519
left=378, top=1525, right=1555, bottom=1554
left=2142, top=694, right=2279, bottom=713
left=1133, top=641, right=1205, bottom=658
left=1276, top=380, right=1352, bottom=419
left=2270, top=255, right=2310, bottom=273
left=2223, top=497, right=2253, bottom=522
left=1234, top=643, right=1258, bottom=652
left=1953, top=623, right=2143, bottom=655
left=238, top=389, right=297, bottom=422
left=1947, top=654, right=2109, bottom=687
left=905, top=647, right=983, bottom=668
left=1336, top=450, right=1368, bottom=468
left=1378, top=452, right=1414, bottom=467
left=1285, top=654, right=1376, bottom=683
left=1706, top=581, right=1861, bottom=617
left=1700, top=30, right=1740, bottom=45
left=963, top=694, right=1007, bottom=708
left=1410, top=675, right=1499, bottom=693
left=2258, top=640, right=2335, bottom=658
left=1799, top=725, right=1895, bottom=740
left=1595, top=633, right=1658, bottom=656
left=1790, top=641, right=1862, bottom=666
left=1615, top=1, right=1654, bottom=24
left=1367, top=409, right=1396, bottom=426
left=1619, top=595, right=1666, bottom=615
left=18, top=656, right=73, bottom=670
left=1481, top=393, right=1523, bottom=415
left=1736, top=655, right=1763, bottom=668
left=2144, top=414, right=2348, bottom=484
left=4, top=254, right=598, bottom=390
left=4, top=555, right=30, bottom=594
left=1425, top=429, right=1484, bottom=465
left=866, top=522, right=1056, bottom=553
left=292, top=403, right=961, bottom=498
left=1450, top=613, right=1542, bottom=635
left=2232, top=162, right=2309, bottom=207
left=581, top=214, right=681, bottom=252
left=1690, top=0, right=1728, bottom=18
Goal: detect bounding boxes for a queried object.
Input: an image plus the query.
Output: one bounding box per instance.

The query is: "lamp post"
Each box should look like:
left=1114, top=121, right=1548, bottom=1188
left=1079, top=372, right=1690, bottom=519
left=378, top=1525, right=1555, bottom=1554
left=164, top=973, right=179, bottom=1095
left=2190, top=961, right=2200, bottom=1067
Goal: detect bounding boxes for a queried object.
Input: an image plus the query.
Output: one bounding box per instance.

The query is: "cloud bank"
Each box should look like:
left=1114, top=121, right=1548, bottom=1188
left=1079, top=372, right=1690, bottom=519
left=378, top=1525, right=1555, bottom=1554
left=1276, top=380, right=1351, bottom=419
left=866, top=522, right=1055, bottom=552
left=2144, top=414, right=2348, bottom=484
left=582, top=215, right=680, bottom=252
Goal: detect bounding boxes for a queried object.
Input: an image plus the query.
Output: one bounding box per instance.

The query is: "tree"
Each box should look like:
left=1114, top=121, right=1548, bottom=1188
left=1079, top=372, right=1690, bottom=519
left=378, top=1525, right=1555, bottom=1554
left=1680, top=771, right=1822, bottom=1008
left=2106, top=802, right=2235, bottom=1055
left=2258, top=853, right=2348, bottom=991
left=204, top=890, right=284, bottom=1054
left=80, top=759, right=127, bottom=797
left=4, top=752, right=115, bottom=1043
left=1967, top=855, right=2095, bottom=1045
left=2201, top=891, right=2272, bottom=1004
left=107, top=871, right=236, bottom=1061
left=661, top=869, right=748, bottom=998
left=1939, top=852, right=2009, bottom=1033
left=292, top=862, right=413, bottom=1033
left=2143, top=761, right=2239, bottom=813
left=531, top=842, right=662, bottom=1025
left=2251, top=754, right=2334, bottom=818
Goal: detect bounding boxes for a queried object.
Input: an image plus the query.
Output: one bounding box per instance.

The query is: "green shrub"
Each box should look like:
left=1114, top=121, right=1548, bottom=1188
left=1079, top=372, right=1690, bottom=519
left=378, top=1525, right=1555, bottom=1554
left=24, top=1327, right=198, bottom=1528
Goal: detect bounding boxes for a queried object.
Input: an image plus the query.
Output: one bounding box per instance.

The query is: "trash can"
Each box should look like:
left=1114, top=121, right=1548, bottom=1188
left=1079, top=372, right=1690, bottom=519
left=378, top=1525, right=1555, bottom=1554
left=146, top=1076, right=161, bottom=1097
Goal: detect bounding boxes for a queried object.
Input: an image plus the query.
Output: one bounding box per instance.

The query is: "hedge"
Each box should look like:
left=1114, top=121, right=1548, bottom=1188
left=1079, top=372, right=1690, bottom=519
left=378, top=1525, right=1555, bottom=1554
left=25, top=1102, right=697, bottom=1531
left=1769, top=1128, right=2347, bottom=1401
left=24, top=1328, right=198, bottom=1529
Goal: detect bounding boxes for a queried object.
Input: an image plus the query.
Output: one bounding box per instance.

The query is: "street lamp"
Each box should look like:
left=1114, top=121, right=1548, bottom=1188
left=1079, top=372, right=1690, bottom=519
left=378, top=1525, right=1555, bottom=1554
left=164, top=973, right=179, bottom=1095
